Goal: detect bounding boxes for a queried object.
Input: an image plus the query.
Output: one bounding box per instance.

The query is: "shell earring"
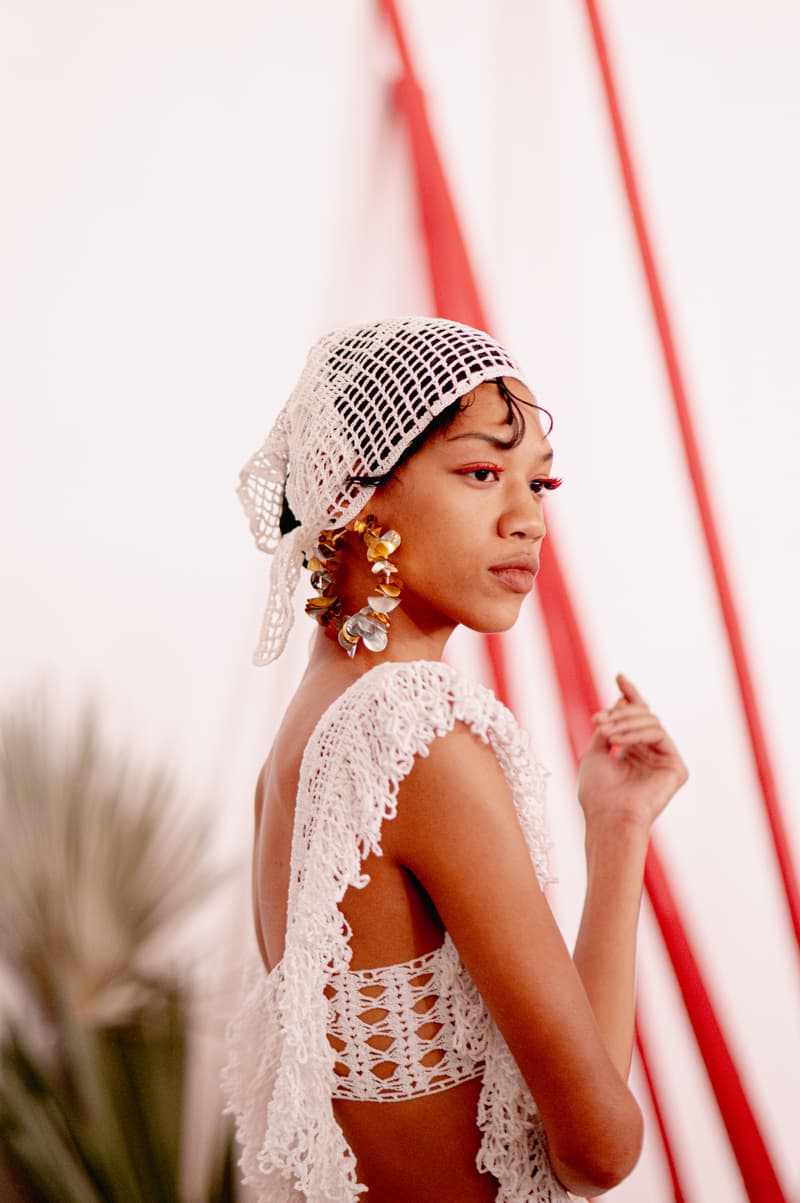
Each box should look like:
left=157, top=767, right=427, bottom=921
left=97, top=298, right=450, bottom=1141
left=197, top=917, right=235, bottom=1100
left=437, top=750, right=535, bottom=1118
left=304, top=516, right=403, bottom=657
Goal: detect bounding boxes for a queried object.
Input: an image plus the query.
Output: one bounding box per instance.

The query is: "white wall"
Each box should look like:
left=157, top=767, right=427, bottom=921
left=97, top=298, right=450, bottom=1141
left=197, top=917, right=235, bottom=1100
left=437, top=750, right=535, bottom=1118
left=2, top=2, right=798, bottom=1199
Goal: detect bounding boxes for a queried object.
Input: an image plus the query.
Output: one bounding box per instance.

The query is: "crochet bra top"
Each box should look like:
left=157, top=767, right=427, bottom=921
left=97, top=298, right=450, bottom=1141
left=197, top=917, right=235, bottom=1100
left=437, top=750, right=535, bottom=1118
left=329, top=935, right=483, bottom=1101
left=223, top=660, right=572, bottom=1202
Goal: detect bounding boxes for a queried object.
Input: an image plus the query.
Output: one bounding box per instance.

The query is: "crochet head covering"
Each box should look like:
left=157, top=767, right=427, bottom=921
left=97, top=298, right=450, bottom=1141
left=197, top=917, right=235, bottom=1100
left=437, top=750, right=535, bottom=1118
left=238, top=316, right=526, bottom=665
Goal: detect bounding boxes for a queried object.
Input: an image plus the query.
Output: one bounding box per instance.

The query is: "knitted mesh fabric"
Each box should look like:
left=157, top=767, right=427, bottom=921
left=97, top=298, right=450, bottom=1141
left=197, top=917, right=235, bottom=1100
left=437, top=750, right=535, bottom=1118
left=237, top=317, right=526, bottom=664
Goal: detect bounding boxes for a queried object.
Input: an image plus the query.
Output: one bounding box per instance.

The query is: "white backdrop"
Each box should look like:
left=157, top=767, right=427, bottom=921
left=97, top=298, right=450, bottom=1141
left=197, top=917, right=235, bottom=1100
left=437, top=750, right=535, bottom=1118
left=2, top=2, right=799, bottom=1200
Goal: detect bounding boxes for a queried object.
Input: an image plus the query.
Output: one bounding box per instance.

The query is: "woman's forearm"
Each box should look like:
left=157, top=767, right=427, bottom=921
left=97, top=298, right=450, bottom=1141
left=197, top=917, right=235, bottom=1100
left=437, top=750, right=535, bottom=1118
left=571, top=812, right=650, bottom=1078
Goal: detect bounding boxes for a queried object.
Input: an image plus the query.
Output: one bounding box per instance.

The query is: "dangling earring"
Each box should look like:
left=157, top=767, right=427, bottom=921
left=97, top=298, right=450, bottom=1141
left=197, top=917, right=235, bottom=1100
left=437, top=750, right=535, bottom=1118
left=304, top=516, right=403, bottom=657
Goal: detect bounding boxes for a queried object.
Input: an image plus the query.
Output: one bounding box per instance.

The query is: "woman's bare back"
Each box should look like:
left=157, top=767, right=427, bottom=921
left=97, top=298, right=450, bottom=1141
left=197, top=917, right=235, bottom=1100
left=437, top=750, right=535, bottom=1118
left=251, top=664, right=499, bottom=1201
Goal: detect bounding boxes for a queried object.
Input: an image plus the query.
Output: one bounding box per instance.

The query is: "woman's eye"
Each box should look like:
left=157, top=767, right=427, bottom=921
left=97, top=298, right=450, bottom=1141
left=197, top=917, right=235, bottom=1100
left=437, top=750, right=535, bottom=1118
left=459, top=465, right=502, bottom=483
left=530, top=477, right=563, bottom=494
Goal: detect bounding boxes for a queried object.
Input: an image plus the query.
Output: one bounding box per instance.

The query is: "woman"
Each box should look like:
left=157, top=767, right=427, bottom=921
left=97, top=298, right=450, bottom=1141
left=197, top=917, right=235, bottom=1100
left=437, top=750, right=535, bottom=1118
left=223, top=317, right=688, bottom=1201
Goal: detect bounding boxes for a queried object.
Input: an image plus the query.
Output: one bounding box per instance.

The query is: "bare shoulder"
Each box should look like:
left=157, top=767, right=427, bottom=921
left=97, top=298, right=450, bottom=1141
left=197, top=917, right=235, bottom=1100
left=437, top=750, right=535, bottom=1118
left=383, top=721, right=545, bottom=959
left=384, top=720, right=517, bottom=861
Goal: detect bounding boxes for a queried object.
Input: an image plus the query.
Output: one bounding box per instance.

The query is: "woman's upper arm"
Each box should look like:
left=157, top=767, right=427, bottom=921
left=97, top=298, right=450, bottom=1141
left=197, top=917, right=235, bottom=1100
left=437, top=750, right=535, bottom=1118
left=383, top=723, right=641, bottom=1193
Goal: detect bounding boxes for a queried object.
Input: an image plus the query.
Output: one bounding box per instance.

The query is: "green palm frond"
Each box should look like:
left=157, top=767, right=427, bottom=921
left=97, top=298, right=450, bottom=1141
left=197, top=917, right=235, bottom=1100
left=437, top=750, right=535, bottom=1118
left=0, top=693, right=219, bottom=1024
left=0, top=690, right=238, bottom=1202
left=1, top=997, right=192, bottom=1203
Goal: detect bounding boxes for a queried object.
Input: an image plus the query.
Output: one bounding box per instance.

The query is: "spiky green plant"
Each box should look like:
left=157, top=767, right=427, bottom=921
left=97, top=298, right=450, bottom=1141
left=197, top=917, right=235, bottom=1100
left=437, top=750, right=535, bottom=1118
left=0, top=693, right=237, bottom=1203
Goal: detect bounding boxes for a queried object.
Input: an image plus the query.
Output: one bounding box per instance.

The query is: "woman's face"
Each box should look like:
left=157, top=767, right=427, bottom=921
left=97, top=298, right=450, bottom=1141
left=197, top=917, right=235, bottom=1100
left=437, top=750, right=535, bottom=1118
left=366, top=378, right=557, bottom=640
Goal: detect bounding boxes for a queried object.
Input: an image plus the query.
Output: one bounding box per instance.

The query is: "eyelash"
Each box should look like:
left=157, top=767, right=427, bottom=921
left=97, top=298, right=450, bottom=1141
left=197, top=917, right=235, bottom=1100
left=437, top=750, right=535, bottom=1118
left=457, top=464, right=563, bottom=494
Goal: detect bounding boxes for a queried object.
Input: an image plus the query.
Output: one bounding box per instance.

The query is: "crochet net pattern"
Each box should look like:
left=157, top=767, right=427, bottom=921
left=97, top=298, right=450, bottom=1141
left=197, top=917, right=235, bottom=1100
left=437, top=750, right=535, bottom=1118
left=326, top=937, right=484, bottom=1101
left=222, top=661, right=572, bottom=1202
left=237, top=317, right=526, bottom=664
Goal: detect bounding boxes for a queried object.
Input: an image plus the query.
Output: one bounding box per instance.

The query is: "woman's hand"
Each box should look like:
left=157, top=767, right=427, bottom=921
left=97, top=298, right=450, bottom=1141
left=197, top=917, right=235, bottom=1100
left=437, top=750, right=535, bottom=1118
left=577, top=673, right=688, bottom=833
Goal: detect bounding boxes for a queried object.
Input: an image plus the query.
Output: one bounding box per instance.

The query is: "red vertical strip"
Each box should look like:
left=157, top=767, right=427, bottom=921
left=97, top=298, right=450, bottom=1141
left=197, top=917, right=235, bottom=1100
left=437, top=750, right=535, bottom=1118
left=377, top=2, right=788, bottom=1199
left=643, top=852, right=788, bottom=1200
left=635, top=1017, right=687, bottom=1203
left=581, top=0, right=800, bottom=958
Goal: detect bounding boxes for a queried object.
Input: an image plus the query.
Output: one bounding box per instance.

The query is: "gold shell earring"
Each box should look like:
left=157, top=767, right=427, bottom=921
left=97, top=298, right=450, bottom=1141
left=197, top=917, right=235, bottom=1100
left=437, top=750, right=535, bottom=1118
left=304, top=516, right=403, bottom=657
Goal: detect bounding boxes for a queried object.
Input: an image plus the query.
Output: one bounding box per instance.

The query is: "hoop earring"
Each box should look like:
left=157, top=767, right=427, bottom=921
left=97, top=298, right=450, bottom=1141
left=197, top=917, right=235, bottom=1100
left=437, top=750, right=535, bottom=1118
left=304, top=516, right=403, bottom=657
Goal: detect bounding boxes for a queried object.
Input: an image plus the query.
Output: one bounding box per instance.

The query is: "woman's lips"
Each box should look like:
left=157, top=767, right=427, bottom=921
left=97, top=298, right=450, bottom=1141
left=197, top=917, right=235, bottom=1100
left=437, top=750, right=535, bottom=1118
left=489, top=566, right=536, bottom=594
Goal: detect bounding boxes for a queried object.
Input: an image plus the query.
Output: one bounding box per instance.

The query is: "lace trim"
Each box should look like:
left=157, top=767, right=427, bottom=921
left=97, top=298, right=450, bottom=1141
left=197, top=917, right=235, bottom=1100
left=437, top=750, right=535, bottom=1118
left=223, top=660, right=569, bottom=1202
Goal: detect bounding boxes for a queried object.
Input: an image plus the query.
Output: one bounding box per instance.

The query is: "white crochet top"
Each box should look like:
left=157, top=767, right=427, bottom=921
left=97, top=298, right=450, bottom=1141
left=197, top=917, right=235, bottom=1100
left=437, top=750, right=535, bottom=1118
left=223, top=660, right=573, bottom=1201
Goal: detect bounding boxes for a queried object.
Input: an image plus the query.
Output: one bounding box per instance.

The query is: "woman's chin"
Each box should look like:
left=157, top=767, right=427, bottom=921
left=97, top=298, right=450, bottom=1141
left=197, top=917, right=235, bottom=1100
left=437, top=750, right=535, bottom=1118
left=463, top=603, right=528, bottom=636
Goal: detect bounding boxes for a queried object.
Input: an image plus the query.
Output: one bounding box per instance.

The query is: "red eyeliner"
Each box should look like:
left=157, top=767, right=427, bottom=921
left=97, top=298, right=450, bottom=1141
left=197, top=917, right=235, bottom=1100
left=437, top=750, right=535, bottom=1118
left=456, top=466, right=563, bottom=490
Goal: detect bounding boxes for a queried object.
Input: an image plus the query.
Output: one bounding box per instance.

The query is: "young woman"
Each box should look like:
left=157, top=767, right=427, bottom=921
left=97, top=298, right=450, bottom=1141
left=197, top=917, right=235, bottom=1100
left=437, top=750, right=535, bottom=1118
left=223, top=317, right=688, bottom=1202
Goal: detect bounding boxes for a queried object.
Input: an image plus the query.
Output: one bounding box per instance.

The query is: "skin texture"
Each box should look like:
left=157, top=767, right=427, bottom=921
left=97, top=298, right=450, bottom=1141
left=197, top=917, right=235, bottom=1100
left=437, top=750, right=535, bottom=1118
left=252, top=380, right=688, bottom=1200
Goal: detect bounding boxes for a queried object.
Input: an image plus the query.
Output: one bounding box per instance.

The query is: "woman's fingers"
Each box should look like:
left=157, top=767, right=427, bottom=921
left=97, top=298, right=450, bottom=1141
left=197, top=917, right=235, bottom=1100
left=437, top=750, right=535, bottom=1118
left=597, top=712, right=663, bottom=738
left=592, top=678, right=649, bottom=725
left=592, top=703, right=656, bottom=727
left=601, top=716, right=664, bottom=745
left=592, top=691, right=668, bottom=749
left=585, top=674, right=689, bottom=788
left=591, top=675, right=683, bottom=754
left=615, top=672, right=647, bottom=707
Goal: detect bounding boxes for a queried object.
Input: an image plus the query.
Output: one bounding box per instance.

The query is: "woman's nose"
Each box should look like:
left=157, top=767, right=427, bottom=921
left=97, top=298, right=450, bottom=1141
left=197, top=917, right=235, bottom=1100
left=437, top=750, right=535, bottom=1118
left=498, top=489, right=546, bottom=541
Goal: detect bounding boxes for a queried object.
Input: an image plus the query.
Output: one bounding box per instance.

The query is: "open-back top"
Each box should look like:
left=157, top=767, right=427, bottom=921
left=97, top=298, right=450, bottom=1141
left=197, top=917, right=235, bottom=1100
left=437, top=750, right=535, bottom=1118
left=222, top=659, right=572, bottom=1201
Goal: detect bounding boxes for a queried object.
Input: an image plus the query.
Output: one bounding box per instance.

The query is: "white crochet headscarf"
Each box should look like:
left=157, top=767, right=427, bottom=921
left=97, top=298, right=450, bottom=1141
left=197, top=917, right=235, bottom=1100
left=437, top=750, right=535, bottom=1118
left=238, top=316, right=526, bottom=665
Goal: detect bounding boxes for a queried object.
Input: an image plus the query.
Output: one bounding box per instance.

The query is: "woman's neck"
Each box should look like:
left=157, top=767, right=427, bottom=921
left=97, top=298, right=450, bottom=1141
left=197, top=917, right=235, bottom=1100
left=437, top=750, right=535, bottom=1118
left=305, top=611, right=454, bottom=680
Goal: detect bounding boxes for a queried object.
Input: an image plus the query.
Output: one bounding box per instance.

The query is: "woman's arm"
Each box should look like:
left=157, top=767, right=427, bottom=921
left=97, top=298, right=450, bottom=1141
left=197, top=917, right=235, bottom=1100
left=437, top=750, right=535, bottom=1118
left=571, top=814, right=649, bottom=1081
left=574, top=673, right=688, bottom=1077
left=384, top=674, right=686, bottom=1197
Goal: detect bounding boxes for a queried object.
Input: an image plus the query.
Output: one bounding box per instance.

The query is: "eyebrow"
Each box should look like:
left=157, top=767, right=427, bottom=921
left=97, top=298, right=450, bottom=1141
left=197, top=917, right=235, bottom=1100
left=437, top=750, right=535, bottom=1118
left=445, top=431, right=554, bottom=461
